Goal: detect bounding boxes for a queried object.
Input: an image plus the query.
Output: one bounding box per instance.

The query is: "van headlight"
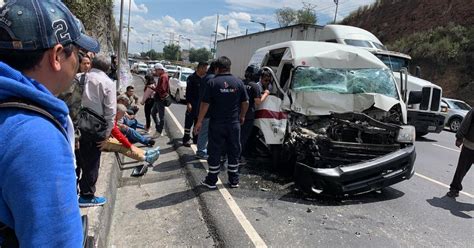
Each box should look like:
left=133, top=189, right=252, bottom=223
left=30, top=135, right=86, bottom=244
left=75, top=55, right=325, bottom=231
left=397, top=125, right=416, bottom=143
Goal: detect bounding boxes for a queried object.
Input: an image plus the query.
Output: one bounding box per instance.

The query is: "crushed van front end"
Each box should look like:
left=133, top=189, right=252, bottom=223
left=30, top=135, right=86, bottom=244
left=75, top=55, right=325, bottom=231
left=289, top=111, right=416, bottom=195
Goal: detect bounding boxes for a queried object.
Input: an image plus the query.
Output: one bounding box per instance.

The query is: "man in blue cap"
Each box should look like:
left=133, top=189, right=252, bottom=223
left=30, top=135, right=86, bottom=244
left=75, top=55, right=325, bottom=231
left=0, top=0, right=100, bottom=246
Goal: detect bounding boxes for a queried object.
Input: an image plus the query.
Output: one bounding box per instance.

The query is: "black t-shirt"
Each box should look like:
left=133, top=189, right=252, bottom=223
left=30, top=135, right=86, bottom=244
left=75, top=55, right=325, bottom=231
left=243, top=80, right=262, bottom=120
left=202, top=73, right=249, bottom=124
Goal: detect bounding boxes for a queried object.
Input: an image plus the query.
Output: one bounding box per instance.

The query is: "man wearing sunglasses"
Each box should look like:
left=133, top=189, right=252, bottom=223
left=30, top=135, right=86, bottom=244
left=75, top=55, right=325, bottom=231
left=0, top=0, right=100, bottom=246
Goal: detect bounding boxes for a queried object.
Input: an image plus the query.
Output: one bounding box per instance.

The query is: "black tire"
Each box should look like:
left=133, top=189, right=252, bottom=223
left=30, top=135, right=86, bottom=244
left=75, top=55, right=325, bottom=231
left=448, top=117, right=462, bottom=132
left=175, top=90, right=180, bottom=103
left=270, top=144, right=296, bottom=176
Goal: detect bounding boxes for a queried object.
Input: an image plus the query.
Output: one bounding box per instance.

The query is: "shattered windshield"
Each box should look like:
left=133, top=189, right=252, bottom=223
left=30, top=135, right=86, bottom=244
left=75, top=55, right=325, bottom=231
left=292, top=67, right=399, bottom=99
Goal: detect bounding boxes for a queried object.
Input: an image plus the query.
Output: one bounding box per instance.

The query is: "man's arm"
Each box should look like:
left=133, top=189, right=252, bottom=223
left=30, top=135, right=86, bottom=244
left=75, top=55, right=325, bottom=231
left=185, top=76, right=194, bottom=112
left=455, top=108, right=473, bottom=146
left=102, top=80, right=117, bottom=137
left=240, top=101, right=249, bottom=124
left=3, top=119, right=82, bottom=247
left=194, top=102, right=209, bottom=134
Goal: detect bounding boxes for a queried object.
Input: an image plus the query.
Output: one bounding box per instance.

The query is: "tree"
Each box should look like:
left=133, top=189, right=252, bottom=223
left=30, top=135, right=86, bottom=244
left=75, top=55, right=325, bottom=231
left=189, top=48, right=212, bottom=63
left=275, top=2, right=317, bottom=27
left=275, top=7, right=297, bottom=27
left=297, top=2, right=317, bottom=25
left=141, top=49, right=162, bottom=60
left=163, top=44, right=181, bottom=61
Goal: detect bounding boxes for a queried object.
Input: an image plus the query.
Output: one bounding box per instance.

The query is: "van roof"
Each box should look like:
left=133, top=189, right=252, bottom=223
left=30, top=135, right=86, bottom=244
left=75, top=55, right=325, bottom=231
left=255, top=41, right=387, bottom=69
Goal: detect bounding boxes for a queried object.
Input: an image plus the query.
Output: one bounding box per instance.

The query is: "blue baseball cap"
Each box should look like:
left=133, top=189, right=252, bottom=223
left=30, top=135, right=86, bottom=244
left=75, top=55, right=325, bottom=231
left=0, top=0, right=100, bottom=53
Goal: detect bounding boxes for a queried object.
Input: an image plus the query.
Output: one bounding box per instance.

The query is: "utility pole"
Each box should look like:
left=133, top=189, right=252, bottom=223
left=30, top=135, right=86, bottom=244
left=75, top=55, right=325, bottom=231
left=213, top=14, right=219, bottom=58
left=126, top=0, right=131, bottom=57
left=334, top=0, right=339, bottom=23
left=226, top=25, right=229, bottom=39
left=117, top=0, right=125, bottom=89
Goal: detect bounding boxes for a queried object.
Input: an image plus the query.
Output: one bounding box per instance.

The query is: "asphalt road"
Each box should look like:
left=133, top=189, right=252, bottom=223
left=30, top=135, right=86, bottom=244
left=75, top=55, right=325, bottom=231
left=167, top=100, right=474, bottom=248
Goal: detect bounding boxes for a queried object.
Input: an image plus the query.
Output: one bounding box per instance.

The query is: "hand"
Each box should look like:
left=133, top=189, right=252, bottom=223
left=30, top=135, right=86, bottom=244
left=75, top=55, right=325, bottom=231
left=186, top=103, right=192, bottom=113
left=240, top=116, right=245, bottom=125
left=194, top=121, right=202, bottom=135
left=455, top=138, right=463, bottom=148
left=264, top=89, right=270, bottom=95
left=96, top=139, right=108, bottom=150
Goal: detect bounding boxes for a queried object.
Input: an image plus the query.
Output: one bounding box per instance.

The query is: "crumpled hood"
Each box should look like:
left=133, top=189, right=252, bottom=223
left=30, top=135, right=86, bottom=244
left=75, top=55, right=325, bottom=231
left=288, top=90, right=400, bottom=115
left=0, top=62, right=69, bottom=129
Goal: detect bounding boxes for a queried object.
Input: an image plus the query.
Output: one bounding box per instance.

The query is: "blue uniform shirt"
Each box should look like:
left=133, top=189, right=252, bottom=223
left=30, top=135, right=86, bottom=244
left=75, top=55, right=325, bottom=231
left=202, top=73, right=249, bottom=125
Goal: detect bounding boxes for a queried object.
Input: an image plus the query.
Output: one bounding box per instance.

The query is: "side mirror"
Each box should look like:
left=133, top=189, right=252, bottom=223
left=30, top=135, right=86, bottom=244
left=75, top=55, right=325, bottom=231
left=415, top=66, right=421, bottom=78
left=399, top=67, right=409, bottom=103
left=407, top=91, right=422, bottom=105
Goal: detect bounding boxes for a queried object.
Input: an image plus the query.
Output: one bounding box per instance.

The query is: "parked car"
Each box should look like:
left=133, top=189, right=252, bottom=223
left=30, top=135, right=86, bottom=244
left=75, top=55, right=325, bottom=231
left=165, top=64, right=180, bottom=75
left=441, top=98, right=472, bottom=132
left=169, top=67, right=194, bottom=102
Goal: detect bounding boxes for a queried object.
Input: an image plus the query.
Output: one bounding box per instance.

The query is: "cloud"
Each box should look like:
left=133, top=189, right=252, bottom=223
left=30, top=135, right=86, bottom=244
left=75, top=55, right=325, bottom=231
left=115, top=0, right=148, bottom=13
left=114, top=0, right=376, bottom=53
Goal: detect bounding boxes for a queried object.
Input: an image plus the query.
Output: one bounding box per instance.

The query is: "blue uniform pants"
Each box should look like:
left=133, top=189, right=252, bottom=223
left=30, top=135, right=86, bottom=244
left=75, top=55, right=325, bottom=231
left=205, top=122, right=241, bottom=185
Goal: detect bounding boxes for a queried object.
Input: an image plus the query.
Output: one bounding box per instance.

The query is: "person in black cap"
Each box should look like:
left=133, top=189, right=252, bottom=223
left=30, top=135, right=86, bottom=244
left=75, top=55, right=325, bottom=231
left=194, top=56, right=249, bottom=189
left=182, top=61, right=208, bottom=147
left=0, top=0, right=100, bottom=246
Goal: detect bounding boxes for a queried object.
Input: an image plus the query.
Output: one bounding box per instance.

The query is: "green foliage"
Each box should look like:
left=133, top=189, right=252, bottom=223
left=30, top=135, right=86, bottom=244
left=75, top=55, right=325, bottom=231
left=141, top=49, right=163, bottom=60
left=189, top=48, right=212, bottom=63
left=163, top=44, right=181, bottom=61
left=388, top=23, right=471, bottom=65
left=62, top=0, right=114, bottom=33
left=275, top=7, right=297, bottom=27
left=275, top=2, right=317, bottom=27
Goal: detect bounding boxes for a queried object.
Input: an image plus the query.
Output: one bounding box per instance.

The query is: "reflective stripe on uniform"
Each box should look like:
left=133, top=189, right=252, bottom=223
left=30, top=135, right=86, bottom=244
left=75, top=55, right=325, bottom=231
left=228, top=164, right=238, bottom=168
left=228, top=169, right=238, bottom=173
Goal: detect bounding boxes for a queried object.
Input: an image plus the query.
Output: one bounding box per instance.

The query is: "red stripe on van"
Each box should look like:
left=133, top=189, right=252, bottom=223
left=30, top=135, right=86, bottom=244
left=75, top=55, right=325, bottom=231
left=255, top=109, right=288, bottom=120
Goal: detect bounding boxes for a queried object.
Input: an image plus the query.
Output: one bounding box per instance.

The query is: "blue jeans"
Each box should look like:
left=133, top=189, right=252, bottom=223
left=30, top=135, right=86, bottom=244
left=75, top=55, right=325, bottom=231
left=196, top=118, right=210, bottom=156
left=124, top=117, right=145, bottom=130
left=124, top=128, right=151, bottom=146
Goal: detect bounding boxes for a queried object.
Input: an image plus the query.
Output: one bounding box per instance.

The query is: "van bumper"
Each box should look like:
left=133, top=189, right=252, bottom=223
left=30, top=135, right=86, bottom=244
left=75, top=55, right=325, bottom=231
left=294, top=145, right=416, bottom=195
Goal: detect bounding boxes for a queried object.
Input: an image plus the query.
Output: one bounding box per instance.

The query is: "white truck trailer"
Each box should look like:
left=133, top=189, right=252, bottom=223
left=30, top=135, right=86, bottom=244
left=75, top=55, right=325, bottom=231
left=216, top=24, right=445, bottom=136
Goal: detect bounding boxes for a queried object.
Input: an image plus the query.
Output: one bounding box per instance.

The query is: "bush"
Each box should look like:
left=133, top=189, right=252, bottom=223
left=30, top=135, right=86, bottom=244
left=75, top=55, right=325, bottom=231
left=387, top=23, right=471, bottom=65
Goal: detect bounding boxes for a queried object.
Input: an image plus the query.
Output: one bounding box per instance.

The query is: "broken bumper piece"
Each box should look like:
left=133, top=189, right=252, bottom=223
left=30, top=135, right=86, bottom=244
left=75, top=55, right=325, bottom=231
left=294, top=145, right=416, bottom=195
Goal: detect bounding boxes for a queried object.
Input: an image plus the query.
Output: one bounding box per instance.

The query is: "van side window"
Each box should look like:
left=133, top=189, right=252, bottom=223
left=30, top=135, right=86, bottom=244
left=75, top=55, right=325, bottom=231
left=325, top=39, right=338, bottom=43
left=264, top=48, right=286, bottom=67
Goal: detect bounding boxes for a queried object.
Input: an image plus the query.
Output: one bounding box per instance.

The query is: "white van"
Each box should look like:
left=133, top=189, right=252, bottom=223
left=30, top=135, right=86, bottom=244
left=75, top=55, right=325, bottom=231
left=248, top=41, right=416, bottom=195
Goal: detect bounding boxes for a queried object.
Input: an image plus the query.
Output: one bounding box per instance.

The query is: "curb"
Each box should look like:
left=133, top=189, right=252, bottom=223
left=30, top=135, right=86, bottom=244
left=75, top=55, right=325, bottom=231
left=164, top=109, right=256, bottom=247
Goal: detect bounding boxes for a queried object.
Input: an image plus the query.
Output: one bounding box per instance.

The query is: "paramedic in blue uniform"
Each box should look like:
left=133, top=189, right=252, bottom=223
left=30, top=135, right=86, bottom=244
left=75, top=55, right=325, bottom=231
left=194, top=56, right=249, bottom=188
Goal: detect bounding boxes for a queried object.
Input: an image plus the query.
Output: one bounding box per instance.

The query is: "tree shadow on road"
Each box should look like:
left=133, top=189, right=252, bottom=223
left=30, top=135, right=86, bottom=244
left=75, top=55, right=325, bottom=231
left=135, top=189, right=199, bottom=210
left=426, top=196, right=473, bottom=219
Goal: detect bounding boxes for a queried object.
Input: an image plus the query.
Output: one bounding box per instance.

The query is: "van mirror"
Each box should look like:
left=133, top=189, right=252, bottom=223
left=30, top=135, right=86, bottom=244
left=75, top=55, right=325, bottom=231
left=399, top=67, right=408, bottom=103
left=415, top=66, right=421, bottom=78
left=407, top=91, right=422, bottom=105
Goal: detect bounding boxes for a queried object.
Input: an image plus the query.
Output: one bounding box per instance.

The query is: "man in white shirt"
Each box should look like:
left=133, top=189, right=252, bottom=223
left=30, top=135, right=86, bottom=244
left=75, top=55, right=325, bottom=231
left=78, top=54, right=116, bottom=207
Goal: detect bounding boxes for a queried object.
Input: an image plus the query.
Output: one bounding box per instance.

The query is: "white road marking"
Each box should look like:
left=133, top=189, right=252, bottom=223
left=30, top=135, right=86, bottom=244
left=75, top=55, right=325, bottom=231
left=432, top=144, right=460, bottom=153
left=165, top=107, right=268, bottom=248
left=414, top=173, right=473, bottom=198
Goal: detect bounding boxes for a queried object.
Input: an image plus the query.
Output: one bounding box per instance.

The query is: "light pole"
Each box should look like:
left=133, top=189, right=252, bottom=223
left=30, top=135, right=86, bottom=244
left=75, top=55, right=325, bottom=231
left=151, top=33, right=159, bottom=51
left=176, top=34, right=183, bottom=62
left=333, top=0, right=339, bottom=23
left=250, top=20, right=266, bottom=31
left=185, top=38, right=191, bottom=50
left=117, top=0, right=125, bottom=88
left=138, top=41, right=145, bottom=54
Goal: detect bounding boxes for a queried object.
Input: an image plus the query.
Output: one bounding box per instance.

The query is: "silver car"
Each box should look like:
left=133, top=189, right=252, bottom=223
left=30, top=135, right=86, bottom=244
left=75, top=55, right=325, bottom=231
left=441, top=98, right=472, bottom=132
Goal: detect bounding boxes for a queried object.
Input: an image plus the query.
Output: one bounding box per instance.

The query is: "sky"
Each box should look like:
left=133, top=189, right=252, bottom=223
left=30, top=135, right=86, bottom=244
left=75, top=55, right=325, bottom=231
left=114, top=0, right=377, bottom=55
